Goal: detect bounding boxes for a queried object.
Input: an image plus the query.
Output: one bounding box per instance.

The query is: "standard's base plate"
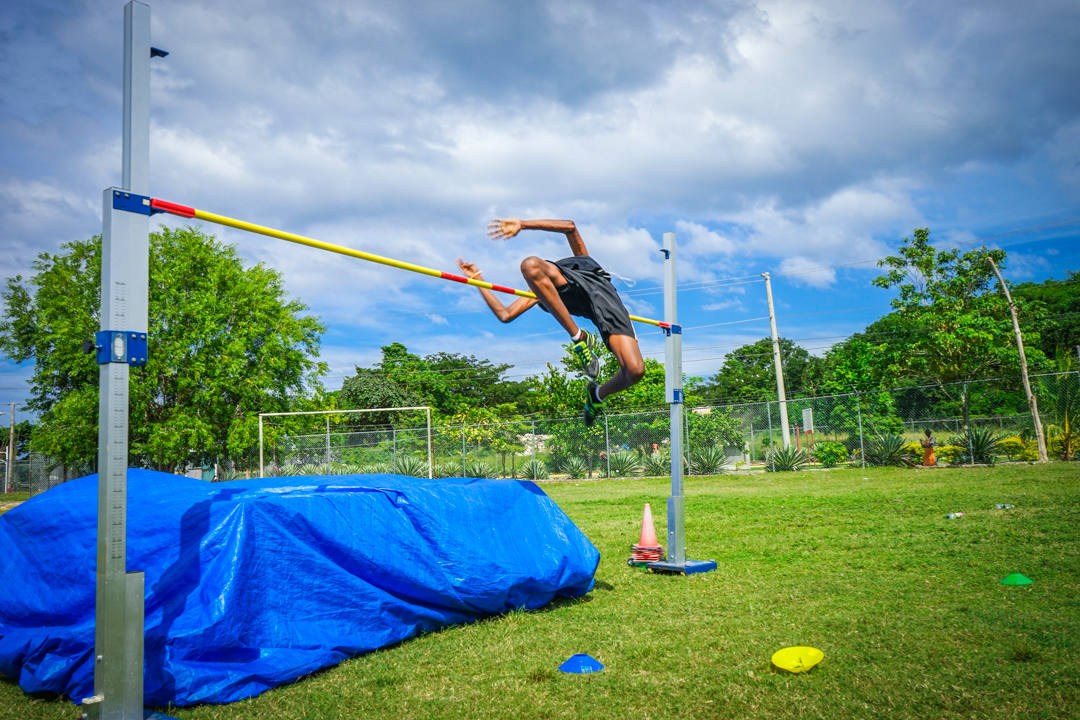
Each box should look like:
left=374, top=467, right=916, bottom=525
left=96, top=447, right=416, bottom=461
left=645, top=559, right=717, bottom=575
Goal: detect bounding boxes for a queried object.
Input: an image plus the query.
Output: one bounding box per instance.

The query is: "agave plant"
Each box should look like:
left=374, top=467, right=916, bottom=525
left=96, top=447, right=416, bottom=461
left=521, top=459, right=549, bottom=480
left=393, top=455, right=429, bottom=478
left=563, top=456, right=589, bottom=479
left=863, top=435, right=912, bottom=467
left=435, top=463, right=462, bottom=479
left=606, top=451, right=641, bottom=478
left=689, top=446, right=726, bottom=475
left=298, top=463, right=333, bottom=476
left=949, top=426, right=1005, bottom=465
left=464, top=459, right=493, bottom=479
left=767, top=446, right=807, bottom=472
left=643, top=451, right=670, bottom=476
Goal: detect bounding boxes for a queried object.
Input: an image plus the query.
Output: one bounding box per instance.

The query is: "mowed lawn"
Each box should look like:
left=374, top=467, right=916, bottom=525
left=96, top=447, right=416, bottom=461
left=2, top=464, right=1077, bottom=720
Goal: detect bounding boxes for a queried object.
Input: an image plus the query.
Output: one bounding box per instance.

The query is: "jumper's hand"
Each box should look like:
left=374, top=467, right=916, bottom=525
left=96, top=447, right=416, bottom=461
left=456, top=257, right=483, bottom=281
left=487, top=218, right=522, bottom=241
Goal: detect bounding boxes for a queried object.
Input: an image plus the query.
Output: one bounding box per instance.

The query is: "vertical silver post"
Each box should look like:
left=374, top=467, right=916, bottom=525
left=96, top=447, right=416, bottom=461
left=89, top=4, right=151, bottom=719
left=854, top=389, right=866, bottom=469
left=426, top=408, right=433, bottom=479
left=766, top=400, right=775, bottom=472
left=643, top=233, right=714, bottom=575
left=662, top=233, right=685, bottom=566
left=4, top=403, right=12, bottom=493
left=603, top=414, right=610, bottom=478
left=258, top=415, right=265, bottom=477
left=325, top=417, right=331, bottom=467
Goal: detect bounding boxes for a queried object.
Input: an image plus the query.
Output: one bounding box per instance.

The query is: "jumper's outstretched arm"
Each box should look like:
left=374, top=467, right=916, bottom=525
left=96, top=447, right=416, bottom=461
left=488, top=218, right=588, bottom=257
left=456, top=258, right=538, bottom=323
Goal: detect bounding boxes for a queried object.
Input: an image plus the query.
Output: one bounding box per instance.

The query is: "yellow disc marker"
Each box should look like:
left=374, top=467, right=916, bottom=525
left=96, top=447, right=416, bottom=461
left=771, top=646, right=824, bottom=673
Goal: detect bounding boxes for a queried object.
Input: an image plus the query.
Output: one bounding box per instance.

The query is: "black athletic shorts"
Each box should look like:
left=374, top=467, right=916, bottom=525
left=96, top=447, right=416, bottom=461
left=539, top=255, right=636, bottom=347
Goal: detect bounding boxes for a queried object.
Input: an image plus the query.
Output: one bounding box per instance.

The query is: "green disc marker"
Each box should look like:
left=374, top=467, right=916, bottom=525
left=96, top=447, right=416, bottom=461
left=1000, top=573, right=1033, bottom=585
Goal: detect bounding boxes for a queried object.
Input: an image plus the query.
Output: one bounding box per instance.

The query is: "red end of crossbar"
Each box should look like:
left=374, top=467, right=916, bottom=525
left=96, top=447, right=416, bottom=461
left=150, top=198, right=196, bottom=218
left=657, top=322, right=671, bottom=329
left=440, top=272, right=469, bottom=284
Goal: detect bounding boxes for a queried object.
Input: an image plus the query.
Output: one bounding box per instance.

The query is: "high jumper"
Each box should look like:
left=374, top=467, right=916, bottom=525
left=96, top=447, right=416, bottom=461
left=457, top=219, right=645, bottom=426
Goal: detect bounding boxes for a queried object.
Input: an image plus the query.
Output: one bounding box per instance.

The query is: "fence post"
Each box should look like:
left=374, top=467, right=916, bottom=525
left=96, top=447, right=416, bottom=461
left=461, top=424, right=466, bottom=476
left=531, top=419, right=537, bottom=464
left=683, top=404, right=691, bottom=475
left=750, top=420, right=755, bottom=462
left=854, top=389, right=866, bottom=468
left=766, top=400, right=775, bottom=472
left=964, top=383, right=975, bottom=462
left=325, top=416, right=331, bottom=467
left=604, top=414, right=611, bottom=478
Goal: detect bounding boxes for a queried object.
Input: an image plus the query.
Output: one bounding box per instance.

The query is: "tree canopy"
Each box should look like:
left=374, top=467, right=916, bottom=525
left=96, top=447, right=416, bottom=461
left=0, top=227, right=325, bottom=471
left=698, top=337, right=825, bottom=404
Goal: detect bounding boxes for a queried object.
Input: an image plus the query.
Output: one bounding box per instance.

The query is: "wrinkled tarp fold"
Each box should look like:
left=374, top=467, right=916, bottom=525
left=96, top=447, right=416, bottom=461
left=0, top=470, right=598, bottom=706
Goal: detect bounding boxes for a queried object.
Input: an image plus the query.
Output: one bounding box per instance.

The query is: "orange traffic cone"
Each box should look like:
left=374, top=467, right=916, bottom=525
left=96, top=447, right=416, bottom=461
left=629, top=503, right=664, bottom=565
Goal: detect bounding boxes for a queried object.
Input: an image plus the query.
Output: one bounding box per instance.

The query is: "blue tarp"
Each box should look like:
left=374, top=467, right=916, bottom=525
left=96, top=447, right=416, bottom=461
left=0, top=470, right=599, bottom=706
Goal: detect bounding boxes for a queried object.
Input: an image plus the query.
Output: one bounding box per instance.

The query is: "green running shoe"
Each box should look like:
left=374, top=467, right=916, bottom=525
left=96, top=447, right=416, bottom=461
left=569, top=329, right=601, bottom=379
left=583, top=381, right=605, bottom=427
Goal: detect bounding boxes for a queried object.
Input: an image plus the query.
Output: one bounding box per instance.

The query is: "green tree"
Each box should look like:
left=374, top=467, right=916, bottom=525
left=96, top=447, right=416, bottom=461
left=700, top=337, right=825, bottom=404
left=339, top=343, right=526, bottom=418
left=0, top=228, right=326, bottom=471
left=1013, top=271, right=1080, bottom=360
left=871, top=228, right=1048, bottom=426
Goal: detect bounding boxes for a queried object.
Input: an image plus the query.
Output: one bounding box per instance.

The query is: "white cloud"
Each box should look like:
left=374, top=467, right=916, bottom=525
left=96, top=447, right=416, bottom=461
left=777, top=256, right=837, bottom=289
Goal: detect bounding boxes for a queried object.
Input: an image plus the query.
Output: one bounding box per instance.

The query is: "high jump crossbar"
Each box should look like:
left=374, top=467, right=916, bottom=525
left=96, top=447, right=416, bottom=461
left=146, top=198, right=668, bottom=329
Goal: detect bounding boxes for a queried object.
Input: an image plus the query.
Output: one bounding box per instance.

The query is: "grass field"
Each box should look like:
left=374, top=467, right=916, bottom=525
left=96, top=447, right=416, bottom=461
left=2, top=464, right=1077, bottom=720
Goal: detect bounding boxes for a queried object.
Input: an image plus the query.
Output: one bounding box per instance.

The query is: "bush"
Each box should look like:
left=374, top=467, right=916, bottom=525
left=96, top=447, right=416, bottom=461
left=689, top=446, right=725, bottom=475
left=813, top=441, right=848, bottom=468
left=997, top=436, right=1038, bottom=461
left=521, top=459, right=548, bottom=480
left=643, top=451, right=670, bottom=476
left=934, top=445, right=966, bottom=465
left=607, top=452, right=640, bottom=477
left=767, top=446, right=806, bottom=472
left=864, top=435, right=912, bottom=467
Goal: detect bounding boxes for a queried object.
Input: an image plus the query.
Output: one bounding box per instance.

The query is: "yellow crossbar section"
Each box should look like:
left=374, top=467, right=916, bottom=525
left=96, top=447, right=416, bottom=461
left=156, top=200, right=664, bottom=328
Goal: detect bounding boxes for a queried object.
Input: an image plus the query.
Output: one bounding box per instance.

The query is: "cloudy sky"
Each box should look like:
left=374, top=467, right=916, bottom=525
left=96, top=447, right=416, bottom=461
left=2, top=0, right=1079, bottom=414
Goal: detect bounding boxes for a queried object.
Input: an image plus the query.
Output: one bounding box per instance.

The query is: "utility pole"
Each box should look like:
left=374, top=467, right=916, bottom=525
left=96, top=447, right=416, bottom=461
left=762, top=272, right=790, bottom=448
left=987, top=256, right=1048, bottom=463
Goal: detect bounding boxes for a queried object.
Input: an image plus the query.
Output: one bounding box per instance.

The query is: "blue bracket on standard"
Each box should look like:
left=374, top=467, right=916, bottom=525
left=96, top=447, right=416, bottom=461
left=111, top=190, right=155, bottom=215
left=663, top=323, right=682, bottom=337
left=671, top=389, right=684, bottom=404
left=90, top=331, right=148, bottom=366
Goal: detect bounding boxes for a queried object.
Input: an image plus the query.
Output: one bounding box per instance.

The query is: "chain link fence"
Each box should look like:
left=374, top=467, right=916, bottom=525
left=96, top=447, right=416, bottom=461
left=15, top=371, right=1078, bottom=495
left=257, top=371, right=1078, bottom=480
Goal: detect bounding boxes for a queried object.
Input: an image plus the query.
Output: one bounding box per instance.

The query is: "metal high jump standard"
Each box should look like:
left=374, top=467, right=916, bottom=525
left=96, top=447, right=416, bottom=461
left=87, top=2, right=714, bottom=717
